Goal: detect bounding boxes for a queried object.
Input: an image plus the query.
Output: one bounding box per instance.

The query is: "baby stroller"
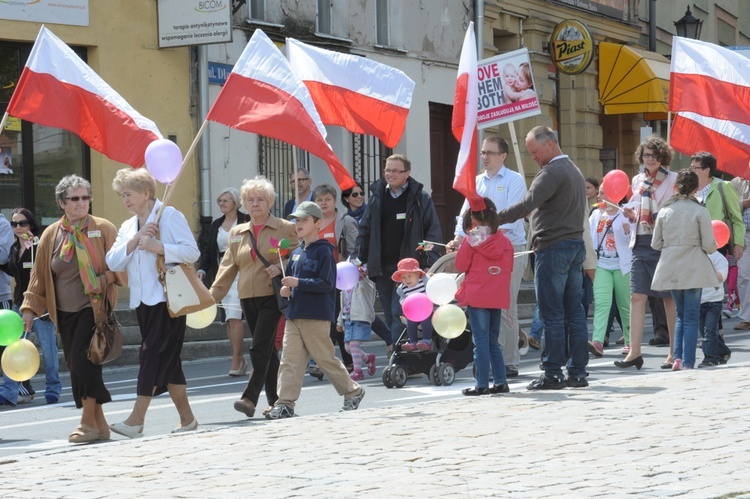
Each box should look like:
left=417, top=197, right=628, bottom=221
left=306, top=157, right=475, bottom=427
left=381, top=253, right=474, bottom=388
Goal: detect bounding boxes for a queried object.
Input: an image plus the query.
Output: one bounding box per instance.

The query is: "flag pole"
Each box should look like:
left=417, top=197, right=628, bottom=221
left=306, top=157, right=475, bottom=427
left=507, top=121, right=526, bottom=180
left=0, top=112, right=9, bottom=134
left=155, top=119, right=209, bottom=223
left=667, top=111, right=672, bottom=145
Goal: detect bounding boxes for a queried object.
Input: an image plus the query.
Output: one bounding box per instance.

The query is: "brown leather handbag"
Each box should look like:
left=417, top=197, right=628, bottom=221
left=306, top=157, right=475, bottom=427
left=87, top=287, right=123, bottom=365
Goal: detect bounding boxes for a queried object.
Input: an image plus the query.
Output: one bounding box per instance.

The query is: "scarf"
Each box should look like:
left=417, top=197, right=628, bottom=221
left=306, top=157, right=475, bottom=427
left=347, top=204, right=367, bottom=225
left=637, top=166, right=669, bottom=231
left=59, top=215, right=101, bottom=295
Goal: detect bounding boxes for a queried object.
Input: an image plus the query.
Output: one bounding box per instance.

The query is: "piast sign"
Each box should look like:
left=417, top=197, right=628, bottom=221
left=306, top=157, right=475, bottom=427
left=549, top=19, right=594, bottom=75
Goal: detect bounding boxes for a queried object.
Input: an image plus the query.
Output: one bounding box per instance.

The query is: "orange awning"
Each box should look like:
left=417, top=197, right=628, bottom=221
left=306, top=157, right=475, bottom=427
left=598, top=42, right=670, bottom=115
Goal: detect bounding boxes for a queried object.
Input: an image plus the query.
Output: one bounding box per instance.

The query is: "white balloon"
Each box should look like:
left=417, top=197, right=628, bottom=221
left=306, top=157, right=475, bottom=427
left=186, top=304, right=218, bottom=329
left=426, top=273, right=458, bottom=305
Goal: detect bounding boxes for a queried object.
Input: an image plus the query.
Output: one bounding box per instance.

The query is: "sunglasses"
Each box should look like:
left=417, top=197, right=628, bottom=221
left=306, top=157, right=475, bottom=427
left=348, top=192, right=363, bottom=198
left=65, top=195, right=92, bottom=202
left=10, top=220, right=30, bottom=228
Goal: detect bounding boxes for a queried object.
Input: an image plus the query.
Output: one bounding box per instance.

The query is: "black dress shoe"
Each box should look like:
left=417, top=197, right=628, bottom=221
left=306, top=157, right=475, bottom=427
left=649, top=336, right=669, bottom=346
left=614, top=356, right=644, bottom=370
left=489, top=384, right=510, bottom=394
left=462, top=387, right=490, bottom=396
left=527, top=373, right=565, bottom=390
left=505, top=367, right=519, bottom=378
left=719, top=353, right=731, bottom=365
left=566, top=376, right=589, bottom=388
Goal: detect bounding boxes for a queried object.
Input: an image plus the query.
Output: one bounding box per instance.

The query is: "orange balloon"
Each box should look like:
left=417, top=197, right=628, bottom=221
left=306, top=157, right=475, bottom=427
left=712, top=220, right=730, bottom=247
left=601, top=170, right=630, bottom=203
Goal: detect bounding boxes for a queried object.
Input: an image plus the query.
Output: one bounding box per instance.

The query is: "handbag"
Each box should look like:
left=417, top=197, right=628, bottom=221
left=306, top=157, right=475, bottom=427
left=88, top=287, right=123, bottom=365
left=157, top=257, right=216, bottom=317
left=248, top=230, right=289, bottom=312
left=717, top=182, right=736, bottom=250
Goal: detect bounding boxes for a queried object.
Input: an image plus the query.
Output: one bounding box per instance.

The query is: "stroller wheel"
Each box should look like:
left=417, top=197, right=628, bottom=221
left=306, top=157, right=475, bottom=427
left=382, top=366, right=395, bottom=388
left=437, top=363, right=455, bottom=386
left=391, top=365, right=407, bottom=388
left=429, top=365, right=442, bottom=386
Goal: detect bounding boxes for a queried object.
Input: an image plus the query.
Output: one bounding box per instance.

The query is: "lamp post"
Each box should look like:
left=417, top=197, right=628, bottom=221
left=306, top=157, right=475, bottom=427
left=674, top=6, right=703, bottom=40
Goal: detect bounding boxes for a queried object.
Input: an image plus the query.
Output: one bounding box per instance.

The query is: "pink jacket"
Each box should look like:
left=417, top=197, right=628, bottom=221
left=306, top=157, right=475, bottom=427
left=454, top=230, right=514, bottom=309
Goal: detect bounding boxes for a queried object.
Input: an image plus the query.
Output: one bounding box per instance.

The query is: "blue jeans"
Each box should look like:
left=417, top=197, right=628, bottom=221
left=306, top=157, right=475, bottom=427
left=406, top=314, right=433, bottom=344
left=671, top=288, right=702, bottom=368
left=535, top=239, right=588, bottom=378
left=467, top=306, right=506, bottom=388
left=699, top=301, right=731, bottom=364
left=0, top=307, right=61, bottom=403
left=530, top=303, right=544, bottom=344
left=375, top=276, right=403, bottom=344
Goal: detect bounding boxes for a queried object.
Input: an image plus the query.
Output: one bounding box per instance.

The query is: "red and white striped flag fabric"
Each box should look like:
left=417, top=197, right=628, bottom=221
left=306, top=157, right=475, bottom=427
left=206, top=30, right=355, bottom=190
left=6, top=26, right=162, bottom=168
left=286, top=38, right=415, bottom=148
left=670, top=36, right=750, bottom=179
left=452, top=22, right=485, bottom=212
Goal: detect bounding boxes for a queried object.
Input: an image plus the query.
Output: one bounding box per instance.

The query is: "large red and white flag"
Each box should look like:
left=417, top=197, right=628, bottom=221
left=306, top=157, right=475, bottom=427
left=286, top=38, right=415, bottom=148
left=206, top=30, right=355, bottom=190
left=670, top=36, right=750, bottom=178
left=6, top=26, right=162, bottom=168
left=452, top=22, right=485, bottom=211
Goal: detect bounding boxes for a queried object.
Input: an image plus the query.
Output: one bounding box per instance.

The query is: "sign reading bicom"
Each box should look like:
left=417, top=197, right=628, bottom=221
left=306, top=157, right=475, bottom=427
left=157, top=0, right=232, bottom=48
left=0, top=0, right=89, bottom=27
left=477, top=48, right=541, bottom=129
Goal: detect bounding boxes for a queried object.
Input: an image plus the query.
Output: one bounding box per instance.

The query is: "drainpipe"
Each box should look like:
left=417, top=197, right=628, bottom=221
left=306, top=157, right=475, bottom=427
left=649, top=0, right=657, bottom=51
left=476, top=0, right=484, bottom=154
left=198, top=45, right=211, bottom=224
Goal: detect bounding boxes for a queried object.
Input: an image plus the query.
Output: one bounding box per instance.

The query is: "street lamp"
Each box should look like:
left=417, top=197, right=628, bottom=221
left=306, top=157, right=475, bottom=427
left=674, top=6, right=703, bottom=40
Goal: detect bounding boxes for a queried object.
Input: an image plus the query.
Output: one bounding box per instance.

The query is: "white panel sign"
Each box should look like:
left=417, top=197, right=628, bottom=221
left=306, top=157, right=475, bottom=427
left=158, top=0, right=232, bottom=48
left=0, top=0, right=89, bottom=27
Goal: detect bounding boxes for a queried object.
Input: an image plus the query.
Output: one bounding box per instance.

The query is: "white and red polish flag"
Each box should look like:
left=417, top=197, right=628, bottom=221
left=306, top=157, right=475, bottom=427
left=451, top=22, right=485, bottom=212
left=6, top=26, right=162, bottom=168
left=670, top=36, right=750, bottom=179
left=286, top=38, right=415, bottom=149
left=206, top=30, right=355, bottom=190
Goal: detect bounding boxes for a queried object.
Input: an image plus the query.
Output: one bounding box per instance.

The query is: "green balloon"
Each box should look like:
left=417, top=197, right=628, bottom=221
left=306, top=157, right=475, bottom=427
left=0, top=309, right=24, bottom=346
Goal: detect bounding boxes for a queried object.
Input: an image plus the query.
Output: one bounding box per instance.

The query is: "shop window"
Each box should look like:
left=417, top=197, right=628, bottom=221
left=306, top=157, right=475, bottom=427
left=0, top=41, right=89, bottom=224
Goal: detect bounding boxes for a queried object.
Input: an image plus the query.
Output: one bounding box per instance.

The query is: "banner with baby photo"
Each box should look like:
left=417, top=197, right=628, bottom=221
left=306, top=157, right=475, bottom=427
left=476, top=48, right=541, bottom=129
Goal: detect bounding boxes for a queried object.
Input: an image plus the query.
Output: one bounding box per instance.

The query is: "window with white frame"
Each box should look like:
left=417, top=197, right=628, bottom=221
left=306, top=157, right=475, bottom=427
left=375, top=0, right=402, bottom=48
left=317, top=0, right=331, bottom=34
left=249, top=0, right=265, bottom=21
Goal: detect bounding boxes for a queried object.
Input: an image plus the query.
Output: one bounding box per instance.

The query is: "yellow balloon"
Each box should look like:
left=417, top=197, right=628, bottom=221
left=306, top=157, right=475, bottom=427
left=1, top=339, right=40, bottom=382
left=186, top=304, right=218, bottom=329
left=432, top=304, right=467, bottom=339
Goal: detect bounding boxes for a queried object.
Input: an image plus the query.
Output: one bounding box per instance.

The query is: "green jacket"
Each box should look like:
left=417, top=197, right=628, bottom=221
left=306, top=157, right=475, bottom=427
left=705, top=178, right=746, bottom=247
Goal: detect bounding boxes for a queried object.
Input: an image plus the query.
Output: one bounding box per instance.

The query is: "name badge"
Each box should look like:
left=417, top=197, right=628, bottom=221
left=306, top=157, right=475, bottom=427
left=324, top=232, right=335, bottom=238
left=23, top=262, right=33, bottom=269
left=396, top=213, right=406, bottom=220
left=292, top=254, right=301, bottom=262
left=87, top=230, right=101, bottom=238
left=496, top=185, right=505, bottom=192
left=230, top=235, right=242, bottom=244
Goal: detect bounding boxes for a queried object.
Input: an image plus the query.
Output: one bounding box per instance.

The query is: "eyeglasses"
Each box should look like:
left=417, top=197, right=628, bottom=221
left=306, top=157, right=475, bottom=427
left=65, top=195, right=92, bottom=202
left=690, top=165, right=706, bottom=171
left=480, top=151, right=503, bottom=156
left=384, top=169, right=407, bottom=174
left=348, top=192, right=363, bottom=198
left=10, top=220, right=30, bottom=228
left=642, top=153, right=657, bottom=159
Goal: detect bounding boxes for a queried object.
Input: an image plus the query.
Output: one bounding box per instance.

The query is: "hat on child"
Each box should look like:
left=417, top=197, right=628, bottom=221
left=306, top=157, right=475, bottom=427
left=288, top=201, right=323, bottom=220
left=391, top=258, right=426, bottom=282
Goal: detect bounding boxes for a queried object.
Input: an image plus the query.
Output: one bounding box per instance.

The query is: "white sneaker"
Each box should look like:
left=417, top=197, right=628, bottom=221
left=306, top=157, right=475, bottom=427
left=518, top=330, right=530, bottom=357
left=17, top=394, right=34, bottom=404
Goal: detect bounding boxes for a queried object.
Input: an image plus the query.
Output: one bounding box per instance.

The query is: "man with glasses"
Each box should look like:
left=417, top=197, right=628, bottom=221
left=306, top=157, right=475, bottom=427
left=446, top=136, right=528, bottom=378
left=355, top=154, right=442, bottom=344
left=283, top=168, right=313, bottom=219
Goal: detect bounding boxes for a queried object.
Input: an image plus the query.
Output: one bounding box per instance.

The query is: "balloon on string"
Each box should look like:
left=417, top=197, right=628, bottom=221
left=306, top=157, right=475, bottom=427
left=601, top=170, right=630, bottom=203
left=426, top=273, right=458, bottom=305
left=432, top=304, right=467, bottom=339
left=145, top=139, right=183, bottom=184
left=1, top=338, right=40, bottom=382
left=712, top=220, right=731, bottom=247
left=0, top=309, right=24, bottom=346
left=186, top=304, right=218, bottom=329
left=402, top=293, right=433, bottom=322
left=336, top=262, right=360, bottom=290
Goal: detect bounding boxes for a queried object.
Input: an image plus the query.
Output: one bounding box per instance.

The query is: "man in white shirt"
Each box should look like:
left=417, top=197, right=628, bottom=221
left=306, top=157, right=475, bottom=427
left=446, top=136, right=528, bottom=377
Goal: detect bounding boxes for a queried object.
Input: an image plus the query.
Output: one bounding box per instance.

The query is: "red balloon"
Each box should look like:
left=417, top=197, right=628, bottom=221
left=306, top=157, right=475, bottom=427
left=712, top=220, right=730, bottom=247
left=601, top=170, right=631, bottom=203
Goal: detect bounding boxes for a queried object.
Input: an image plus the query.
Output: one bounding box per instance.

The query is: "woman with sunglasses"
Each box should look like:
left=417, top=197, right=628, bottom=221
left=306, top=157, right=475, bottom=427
left=21, top=175, right=124, bottom=443
left=0, top=208, right=61, bottom=407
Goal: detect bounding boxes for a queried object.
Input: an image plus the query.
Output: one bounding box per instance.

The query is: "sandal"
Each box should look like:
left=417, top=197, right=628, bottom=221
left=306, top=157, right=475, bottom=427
left=68, top=424, right=99, bottom=444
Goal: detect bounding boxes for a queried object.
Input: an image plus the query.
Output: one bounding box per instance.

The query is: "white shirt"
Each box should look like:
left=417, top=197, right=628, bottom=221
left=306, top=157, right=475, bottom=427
left=454, top=166, right=527, bottom=246
left=702, top=251, right=728, bottom=304
left=106, top=199, right=200, bottom=309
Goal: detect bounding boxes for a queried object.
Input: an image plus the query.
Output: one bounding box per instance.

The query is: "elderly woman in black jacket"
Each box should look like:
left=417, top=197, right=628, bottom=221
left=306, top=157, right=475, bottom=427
left=198, top=187, right=250, bottom=376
